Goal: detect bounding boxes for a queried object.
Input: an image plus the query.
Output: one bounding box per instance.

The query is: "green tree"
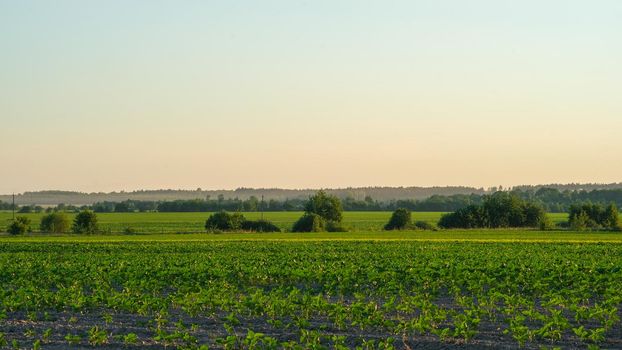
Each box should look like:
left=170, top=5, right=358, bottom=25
left=205, top=211, right=245, bottom=232
left=438, top=192, right=547, bottom=229
left=72, top=210, right=98, bottom=234
left=114, top=202, right=132, bottom=212
left=384, top=208, right=411, bottom=230
left=292, top=213, right=325, bottom=232
left=18, top=206, right=33, bottom=213
left=603, top=204, right=620, bottom=230
left=241, top=219, right=280, bottom=232
left=7, top=216, right=31, bottom=235
left=40, top=212, right=70, bottom=233
left=304, top=190, right=343, bottom=223
left=570, top=211, right=590, bottom=231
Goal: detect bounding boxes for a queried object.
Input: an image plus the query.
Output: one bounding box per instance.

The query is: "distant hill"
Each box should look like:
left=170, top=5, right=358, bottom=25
left=512, top=183, right=622, bottom=192
left=2, top=183, right=621, bottom=206
left=1, top=187, right=486, bottom=206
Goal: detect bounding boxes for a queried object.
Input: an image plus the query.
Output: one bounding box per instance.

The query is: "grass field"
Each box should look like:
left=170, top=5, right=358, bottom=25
left=0, top=211, right=574, bottom=234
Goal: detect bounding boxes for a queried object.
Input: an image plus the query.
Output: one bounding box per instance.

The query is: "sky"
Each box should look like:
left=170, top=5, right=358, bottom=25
left=1, top=1, right=621, bottom=193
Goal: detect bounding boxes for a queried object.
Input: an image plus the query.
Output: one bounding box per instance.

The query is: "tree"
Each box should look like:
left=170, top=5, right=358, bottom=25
left=570, top=210, right=590, bottom=231
left=568, top=203, right=619, bottom=230
left=603, top=204, right=620, bottom=230
left=18, top=206, right=33, bottom=213
left=304, top=190, right=343, bottom=223
left=72, top=210, right=98, bottom=234
left=438, top=205, right=487, bottom=229
left=114, top=202, right=132, bottom=212
left=384, top=208, right=411, bottom=230
left=292, top=213, right=325, bottom=232
left=7, top=216, right=31, bottom=235
left=240, top=219, right=281, bottom=232
left=437, top=192, right=547, bottom=229
left=40, top=212, right=70, bottom=233
left=205, top=211, right=245, bottom=232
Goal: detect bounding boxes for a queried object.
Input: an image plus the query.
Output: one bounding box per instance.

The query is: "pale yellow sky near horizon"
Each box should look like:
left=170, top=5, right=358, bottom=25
left=1, top=1, right=621, bottom=193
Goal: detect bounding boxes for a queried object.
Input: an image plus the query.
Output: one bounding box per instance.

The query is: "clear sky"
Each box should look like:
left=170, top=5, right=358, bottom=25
left=1, top=1, right=621, bottom=193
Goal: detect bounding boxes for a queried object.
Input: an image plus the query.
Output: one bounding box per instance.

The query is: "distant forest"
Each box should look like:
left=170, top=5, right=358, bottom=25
left=1, top=186, right=486, bottom=205
left=2, top=183, right=622, bottom=206
left=3, top=185, right=622, bottom=213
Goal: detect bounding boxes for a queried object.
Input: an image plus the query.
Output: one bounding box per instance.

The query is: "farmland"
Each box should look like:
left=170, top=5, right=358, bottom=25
left=1, top=235, right=622, bottom=349
left=0, top=211, right=574, bottom=234
left=2, top=209, right=622, bottom=349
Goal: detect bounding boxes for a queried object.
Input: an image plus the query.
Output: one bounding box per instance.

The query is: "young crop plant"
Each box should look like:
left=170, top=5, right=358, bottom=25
left=64, top=334, right=81, bottom=345
left=88, top=326, right=108, bottom=346
left=1, top=240, right=622, bottom=348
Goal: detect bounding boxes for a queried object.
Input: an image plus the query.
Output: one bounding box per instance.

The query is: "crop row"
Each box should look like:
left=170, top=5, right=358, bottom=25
left=0, top=241, right=621, bottom=349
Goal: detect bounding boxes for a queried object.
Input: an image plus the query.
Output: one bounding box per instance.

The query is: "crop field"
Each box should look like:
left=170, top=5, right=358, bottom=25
left=0, top=212, right=574, bottom=234
left=1, top=236, right=622, bottom=349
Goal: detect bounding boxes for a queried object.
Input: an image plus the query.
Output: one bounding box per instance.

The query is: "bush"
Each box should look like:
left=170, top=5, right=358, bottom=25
left=603, top=204, right=620, bottom=230
left=72, top=210, right=99, bottom=234
left=568, top=203, right=620, bottom=231
left=240, top=219, right=281, bottom=232
left=384, top=208, right=411, bottom=230
left=292, top=213, right=325, bottom=232
left=40, top=212, right=70, bottom=233
left=538, top=215, right=554, bottom=231
left=326, top=221, right=348, bottom=232
left=438, top=205, right=486, bottom=229
left=414, top=221, right=436, bottom=230
left=18, top=206, right=33, bottom=213
left=304, top=190, right=343, bottom=223
left=205, top=211, right=245, bottom=232
left=7, top=216, right=31, bottom=235
left=438, top=192, right=548, bottom=229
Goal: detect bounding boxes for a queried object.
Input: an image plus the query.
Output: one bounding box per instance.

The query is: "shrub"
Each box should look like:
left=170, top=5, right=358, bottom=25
left=18, top=206, right=33, bottom=213
left=40, top=212, right=70, bottom=233
left=438, top=205, right=487, bottom=229
left=292, top=213, right=325, bottom=232
left=205, top=211, right=245, bottom=232
left=568, top=203, right=620, bottom=230
left=539, top=215, right=554, bottom=231
left=438, top=192, right=547, bottom=229
left=326, top=221, right=348, bottom=232
left=569, top=210, right=590, bottom=231
left=7, top=216, right=31, bottom=235
left=384, top=208, right=411, bottom=230
left=304, top=190, right=343, bottom=223
left=603, top=204, right=620, bottom=230
left=72, top=210, right=99, bottom=234
left=414, top=221, right=436, bottom=230
left=241, top=219, right=281, bottom=232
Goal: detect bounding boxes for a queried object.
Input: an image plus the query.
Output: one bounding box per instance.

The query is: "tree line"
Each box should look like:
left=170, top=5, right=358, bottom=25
left=4, top=190, right=621, bottom=234
left=85, top=188, right=622, bottom=213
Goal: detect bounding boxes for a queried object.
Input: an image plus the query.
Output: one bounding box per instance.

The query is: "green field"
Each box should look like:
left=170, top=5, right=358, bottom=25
left=1, top=238, right=621, bottom=349
left=2, top=211, right=622, bottom=348
left=0, top=211, right=573, bottom=234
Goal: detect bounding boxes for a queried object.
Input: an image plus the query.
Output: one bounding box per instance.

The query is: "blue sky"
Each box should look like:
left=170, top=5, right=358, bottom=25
left=1, top=1, right=621, bottom=192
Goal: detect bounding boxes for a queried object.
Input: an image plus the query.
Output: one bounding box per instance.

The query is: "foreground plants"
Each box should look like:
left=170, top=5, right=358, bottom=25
left=0, top=241, right=621, bottom=349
